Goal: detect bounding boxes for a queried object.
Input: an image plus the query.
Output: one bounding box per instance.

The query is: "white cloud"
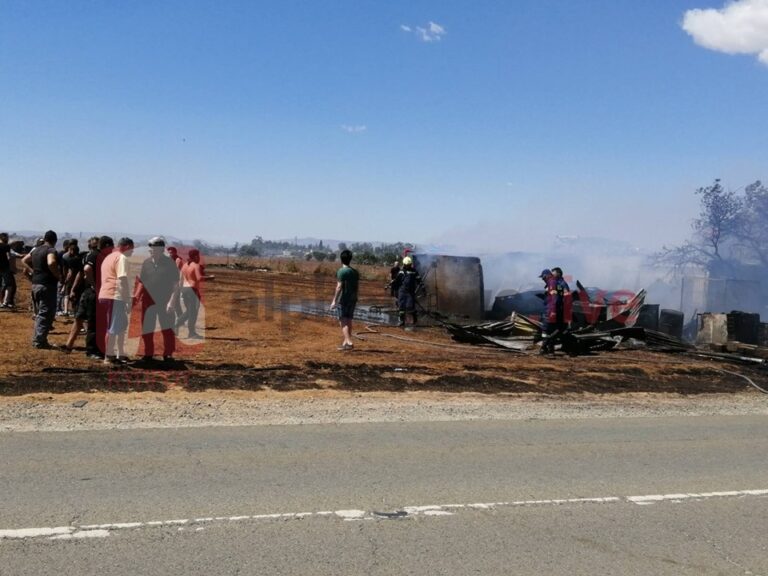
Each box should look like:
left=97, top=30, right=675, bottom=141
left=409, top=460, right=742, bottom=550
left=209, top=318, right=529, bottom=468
left=401, top=20, right=446, bottom=42
left=341, top=125, right=367, bottom=134
left=682, top=0, right=768, bottom=65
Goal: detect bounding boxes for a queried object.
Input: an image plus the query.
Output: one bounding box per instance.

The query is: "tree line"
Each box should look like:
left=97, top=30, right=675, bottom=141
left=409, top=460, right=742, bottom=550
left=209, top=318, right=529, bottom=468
left=191, top=237, right=414, bottom=265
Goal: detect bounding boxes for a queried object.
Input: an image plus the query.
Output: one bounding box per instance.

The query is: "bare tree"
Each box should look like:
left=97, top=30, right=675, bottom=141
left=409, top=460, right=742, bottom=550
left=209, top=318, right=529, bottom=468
left=654, top=179, right=743, bottom=271
left=736, top=180, right=768, bottom=266
left=692, top=179, right=742, bottom=260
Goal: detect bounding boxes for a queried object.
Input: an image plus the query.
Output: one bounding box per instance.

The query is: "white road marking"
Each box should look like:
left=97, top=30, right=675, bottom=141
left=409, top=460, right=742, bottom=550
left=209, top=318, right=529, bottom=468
left=626, top=489, right=768, bottom=505
left=335, top=510, right=367, bottom=520
left=1, top=488, right=766, bottom=542
left=50, top=530, right=111, bottom=540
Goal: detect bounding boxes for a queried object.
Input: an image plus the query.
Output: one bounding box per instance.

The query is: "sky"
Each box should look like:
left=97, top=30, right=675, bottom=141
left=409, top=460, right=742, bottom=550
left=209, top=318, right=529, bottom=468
left=2, top=0, right=767, bottom=253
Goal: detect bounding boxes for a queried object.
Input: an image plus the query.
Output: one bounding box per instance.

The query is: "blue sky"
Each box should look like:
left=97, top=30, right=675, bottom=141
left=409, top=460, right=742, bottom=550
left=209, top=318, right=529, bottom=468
left=2, top=0, right=767, bottom=252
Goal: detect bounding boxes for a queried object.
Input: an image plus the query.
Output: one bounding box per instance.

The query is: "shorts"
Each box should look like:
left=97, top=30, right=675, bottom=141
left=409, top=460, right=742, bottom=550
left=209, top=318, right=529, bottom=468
left=75, top=286, right=96, bottom=321
left=337, top=300, right=357, bottom=320
left=99, top=298, right=129, bottom=334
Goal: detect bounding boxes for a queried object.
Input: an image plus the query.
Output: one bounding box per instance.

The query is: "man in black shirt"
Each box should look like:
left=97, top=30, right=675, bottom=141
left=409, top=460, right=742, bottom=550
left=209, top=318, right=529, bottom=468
left=0, top=232, right=17, bottom=309
left=133, top=236, right=180, bottom=362
left=63, top=236, right=100, bottom=357
left=21, top=230, right=60, bottom=349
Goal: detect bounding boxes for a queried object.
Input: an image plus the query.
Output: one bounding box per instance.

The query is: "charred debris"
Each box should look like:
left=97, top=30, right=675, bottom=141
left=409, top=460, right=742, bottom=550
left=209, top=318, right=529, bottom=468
left=407, top=255, right=768, bottom=367
left=446, top=284, right=767, bottom=367
left=247, top=251, right=767, bottom=368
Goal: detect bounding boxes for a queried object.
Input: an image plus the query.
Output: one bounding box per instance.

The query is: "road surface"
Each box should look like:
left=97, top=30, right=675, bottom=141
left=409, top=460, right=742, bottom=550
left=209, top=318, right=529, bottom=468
left=2, top=415, right=767, bottom=574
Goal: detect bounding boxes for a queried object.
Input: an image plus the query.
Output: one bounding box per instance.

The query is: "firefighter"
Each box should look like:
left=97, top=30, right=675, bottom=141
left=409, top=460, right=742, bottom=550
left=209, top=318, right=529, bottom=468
left=392, top=256, right=422, bottom=328
left=540, top=267, right=573, bottom=354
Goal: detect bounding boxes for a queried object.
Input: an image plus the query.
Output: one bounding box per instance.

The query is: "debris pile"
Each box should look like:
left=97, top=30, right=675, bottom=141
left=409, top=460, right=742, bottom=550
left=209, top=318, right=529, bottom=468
left=447, top=283, right=768, bottom=367
left=447, top=313, right=695, bottom=356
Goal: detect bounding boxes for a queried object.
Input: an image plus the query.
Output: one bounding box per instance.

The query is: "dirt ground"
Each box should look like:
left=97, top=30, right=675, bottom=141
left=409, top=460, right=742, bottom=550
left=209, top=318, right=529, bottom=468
left=1, top=258, right=766, bottom=402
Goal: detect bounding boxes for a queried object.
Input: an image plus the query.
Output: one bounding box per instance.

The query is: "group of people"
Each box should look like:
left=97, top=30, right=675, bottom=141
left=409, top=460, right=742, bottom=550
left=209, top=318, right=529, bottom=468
left=330, top=249, right=425, bottom=352
left=6, top=230, right=211, bottom=365
left=332, top=251, right=571, bottom=355
left=8, top=231, right=577, bottom=358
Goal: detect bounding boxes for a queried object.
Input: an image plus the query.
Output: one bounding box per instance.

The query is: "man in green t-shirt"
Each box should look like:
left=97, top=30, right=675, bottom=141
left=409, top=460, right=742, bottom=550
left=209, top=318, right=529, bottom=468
left=330, top=249, right=359, bottom=351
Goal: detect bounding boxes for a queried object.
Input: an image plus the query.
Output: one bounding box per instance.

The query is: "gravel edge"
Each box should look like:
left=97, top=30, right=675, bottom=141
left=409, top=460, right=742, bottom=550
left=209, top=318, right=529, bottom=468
left=1, top=391, right=766, bottom=433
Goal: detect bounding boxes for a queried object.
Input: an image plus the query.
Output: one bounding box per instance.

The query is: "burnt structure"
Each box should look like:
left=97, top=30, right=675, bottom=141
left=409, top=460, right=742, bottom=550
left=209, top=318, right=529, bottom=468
left=414, top=254, right=484, bottom=322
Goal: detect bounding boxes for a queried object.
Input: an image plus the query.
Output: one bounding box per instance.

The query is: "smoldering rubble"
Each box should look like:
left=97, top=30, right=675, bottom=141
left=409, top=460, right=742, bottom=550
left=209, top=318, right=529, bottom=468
left=444, top=283, right=768, bottom=369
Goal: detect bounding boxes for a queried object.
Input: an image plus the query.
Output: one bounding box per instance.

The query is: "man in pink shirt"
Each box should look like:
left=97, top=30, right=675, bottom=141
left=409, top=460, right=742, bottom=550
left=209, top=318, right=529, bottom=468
left=98, top=237, right=134, bottom=364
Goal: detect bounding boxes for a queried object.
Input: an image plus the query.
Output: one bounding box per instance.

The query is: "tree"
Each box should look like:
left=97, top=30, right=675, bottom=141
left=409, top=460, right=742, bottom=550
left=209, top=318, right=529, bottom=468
left=654, top=179, right=743, bottom=271
left=692, top=179, right=742, bottom=261
left=736, top=180, right=768, bottom=266
left=238, top=243, right=259, bottom=256
left=192, top=239, right=212, bottom=255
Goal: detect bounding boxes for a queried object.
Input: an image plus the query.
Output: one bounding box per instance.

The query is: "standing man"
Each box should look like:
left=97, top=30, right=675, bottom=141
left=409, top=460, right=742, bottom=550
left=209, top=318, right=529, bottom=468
left=387, top=259, right=401, bottom=301
left=61, top=239, right=82, bottom=316
left=98, top=237, right=134, bottom=364
left=166, top=246, right=184, bottom=324
left=56, top=239, right=71, bottom=316
left=330, top=249, right=359, bottom=351
left=177, top=248, right=209, bottom=339
left=0, top=232, right=20, bottom=309
left=21, top=230, right=60, bottom=349
left=391, top=256, right=422, bottom=328
left=539, top=267, right=572, bottom=354
left=63, top=236, right=101, bottom=358
left=551, top=266, right=573, bottom=334
left=134, top=236, right=179, bottom=362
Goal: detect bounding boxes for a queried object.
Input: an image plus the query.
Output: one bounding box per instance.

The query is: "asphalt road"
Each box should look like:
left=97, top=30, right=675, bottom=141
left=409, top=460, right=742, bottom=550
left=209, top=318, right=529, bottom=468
left=2, top=415, right=767, bottom=575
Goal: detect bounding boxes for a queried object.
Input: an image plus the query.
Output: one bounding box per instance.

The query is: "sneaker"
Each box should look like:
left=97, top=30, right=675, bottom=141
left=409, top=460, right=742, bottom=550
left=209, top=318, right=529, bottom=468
left=187, top=333, right=204, bottom=340
left=87, top=353, right=103, bottom=360
left=33, top=342, right=52, bottom=349
left=337, top=343, right=354, bottom=351
left=163, top=355, right=175, bottom=363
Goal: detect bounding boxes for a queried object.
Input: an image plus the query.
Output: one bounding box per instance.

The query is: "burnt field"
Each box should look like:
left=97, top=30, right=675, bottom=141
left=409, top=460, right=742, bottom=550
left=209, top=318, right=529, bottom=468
left=0, top=260, right=764, bottom=398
